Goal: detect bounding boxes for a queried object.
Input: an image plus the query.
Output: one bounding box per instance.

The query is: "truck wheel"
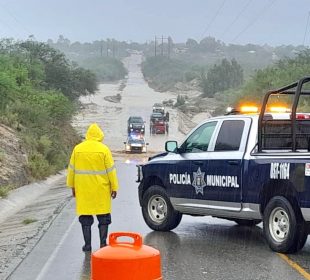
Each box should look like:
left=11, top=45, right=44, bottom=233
left=142, top=185, right=182, bottom=231
left=234, top=219, right=261, bottom=226
left=263, top=196, right=308, bottom=253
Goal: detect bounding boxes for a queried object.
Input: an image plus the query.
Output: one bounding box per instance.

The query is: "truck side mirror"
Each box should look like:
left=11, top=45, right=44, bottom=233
left=123, top=142, right=126, bottom=144
left=165, top=141, right=178, bottom=153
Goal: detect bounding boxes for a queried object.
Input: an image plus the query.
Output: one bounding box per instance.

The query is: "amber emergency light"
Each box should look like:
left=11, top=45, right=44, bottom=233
left=240, top=105, right=259, bottom=113
left=268, top=106, right=290, bottom=113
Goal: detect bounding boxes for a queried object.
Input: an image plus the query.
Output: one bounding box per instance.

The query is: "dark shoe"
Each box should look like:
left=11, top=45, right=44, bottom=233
left=82, top=226, right=92, bottom=252
left=82, top=244, right=92, bottom=252
left=99, top=225, right=108, bottom=248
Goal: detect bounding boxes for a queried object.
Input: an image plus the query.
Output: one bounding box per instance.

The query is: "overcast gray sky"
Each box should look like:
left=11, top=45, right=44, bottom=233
left=0, top=0, right=309, bottom=46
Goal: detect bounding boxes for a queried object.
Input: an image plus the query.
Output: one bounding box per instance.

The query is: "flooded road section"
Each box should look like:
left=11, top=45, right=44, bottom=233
left=72, top=53, right=186, bottom=161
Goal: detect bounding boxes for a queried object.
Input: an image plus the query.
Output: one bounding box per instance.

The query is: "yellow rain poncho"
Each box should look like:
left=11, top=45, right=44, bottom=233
left=66, top=123, right=119, bottom=215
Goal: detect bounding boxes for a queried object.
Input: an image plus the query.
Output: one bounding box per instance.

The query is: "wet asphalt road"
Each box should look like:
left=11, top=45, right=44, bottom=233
left=9, top=162, right=310, bottom=280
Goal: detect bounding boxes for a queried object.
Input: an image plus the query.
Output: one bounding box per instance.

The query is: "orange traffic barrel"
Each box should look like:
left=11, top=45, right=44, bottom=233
left=91, top=232, right=162, bottom=280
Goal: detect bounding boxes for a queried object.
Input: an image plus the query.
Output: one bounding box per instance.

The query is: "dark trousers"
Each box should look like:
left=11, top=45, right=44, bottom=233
left=79, top=214, right=111, bottom=250
left=79, top=214, right=111, bottom=227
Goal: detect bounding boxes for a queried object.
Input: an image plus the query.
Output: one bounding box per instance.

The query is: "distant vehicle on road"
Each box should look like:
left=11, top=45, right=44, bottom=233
left=127, top=116, right=145, bottom=135
left=152, top=103, right=165, bottom=115
left=124, top=134, right=148, bottom=153
left=150, top=112, right=168, bottom=134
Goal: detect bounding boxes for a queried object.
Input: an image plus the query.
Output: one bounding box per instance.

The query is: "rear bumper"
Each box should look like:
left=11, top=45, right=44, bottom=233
left=153, top=127, right=165, bottom=133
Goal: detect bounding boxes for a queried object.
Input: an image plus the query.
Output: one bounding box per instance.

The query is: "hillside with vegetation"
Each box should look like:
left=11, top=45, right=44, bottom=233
left=234, top=50, right=310, bottom=108
left=142, top=56, right=191, bottom=92
left=206, top=49, right=310, bottom=116
left=0, top=39, right=97, bottom=192
left=47, top=36, right=129, bottom=82
left=142, top=36, right=305, bottom=93
left=141, top=36, right=309, bottom=118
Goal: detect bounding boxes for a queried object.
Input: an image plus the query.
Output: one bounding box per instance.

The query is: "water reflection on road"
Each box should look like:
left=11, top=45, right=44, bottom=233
left=8, top=163, right=309, bottom=280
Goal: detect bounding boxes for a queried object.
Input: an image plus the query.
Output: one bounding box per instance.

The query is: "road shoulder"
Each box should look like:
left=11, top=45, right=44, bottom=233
left=0, top=174, right=71, bottom=279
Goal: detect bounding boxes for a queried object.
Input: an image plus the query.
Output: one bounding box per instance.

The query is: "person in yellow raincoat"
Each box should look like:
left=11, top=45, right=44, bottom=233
left=67, top=123, right=119, bottom=252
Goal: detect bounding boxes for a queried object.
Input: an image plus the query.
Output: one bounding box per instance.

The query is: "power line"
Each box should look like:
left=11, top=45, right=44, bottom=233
left=0, top=2, right=32, bottom=35
left=201, top=0, right=227, bottom=39
left=0, top=16, right=20, bottom=38
left=231, top=0, right=277, bottom=43
left=220, top=0, right=253, bottom=38
left=303, top=11, right=310, bottom=46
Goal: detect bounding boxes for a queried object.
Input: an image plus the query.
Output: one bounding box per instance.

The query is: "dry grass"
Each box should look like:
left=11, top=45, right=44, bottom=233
left=22, top=218, right=38, bottom=225
left=0, top=185, right=15, bottom=198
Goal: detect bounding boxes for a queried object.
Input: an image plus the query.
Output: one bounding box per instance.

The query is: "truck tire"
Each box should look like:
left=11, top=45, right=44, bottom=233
left=142, top=185, right=182, bottom=231
left=263, top=196, right=308, bottom=253
left=234, top=219, right=261, bottom=226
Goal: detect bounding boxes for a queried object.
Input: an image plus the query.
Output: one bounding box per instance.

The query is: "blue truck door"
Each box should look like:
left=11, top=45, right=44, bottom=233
left=168, top=121, right=218, bottom=200
left=205, top=118, right=251, bottom=208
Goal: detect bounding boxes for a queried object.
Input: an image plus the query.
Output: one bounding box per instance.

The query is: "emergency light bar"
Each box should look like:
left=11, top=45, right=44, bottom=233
left=129, top=132, right=143, bottom=139
left=225, top=105, right=259, bottom=115
left=226, top=105, right=291, bottom=115
left=240, top=106, right=259, bottom=113
left=268, top=106, right=290, bottom=113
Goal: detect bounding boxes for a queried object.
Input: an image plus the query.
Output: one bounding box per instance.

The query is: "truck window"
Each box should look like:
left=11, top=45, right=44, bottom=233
left=182, top=121, right=217, bottom=153
left=215, top=120, right=245, bottom=151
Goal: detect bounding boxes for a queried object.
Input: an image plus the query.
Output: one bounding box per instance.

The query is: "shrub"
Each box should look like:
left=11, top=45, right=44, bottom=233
left=22, top=218, right=37, bottom=225
left=174, top=95, right=186, bottom=107
left=80, top=56, right=127, bottom=82
left=28, top=153, right=53, bottom=179
left=142, top=56, right=189, bottom=91
left=37, top=135, right=52, bottom=157
left=0, top=184, right=15, bottom=198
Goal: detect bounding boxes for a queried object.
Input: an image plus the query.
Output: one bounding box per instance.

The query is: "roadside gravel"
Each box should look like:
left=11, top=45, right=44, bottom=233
left=0, top=173, right=71, bottom=279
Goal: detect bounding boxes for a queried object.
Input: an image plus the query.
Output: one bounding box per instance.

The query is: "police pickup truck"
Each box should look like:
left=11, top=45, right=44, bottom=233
left=137, top=77, right=310, bottom=253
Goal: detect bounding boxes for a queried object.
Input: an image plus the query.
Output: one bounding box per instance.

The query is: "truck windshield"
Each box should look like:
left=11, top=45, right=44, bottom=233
left=182, top=121, right=217, bottom=153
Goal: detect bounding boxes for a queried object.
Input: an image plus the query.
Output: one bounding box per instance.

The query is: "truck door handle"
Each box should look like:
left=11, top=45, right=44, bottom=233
left=193, top=160, right=204, bottom=166
left=227, top=160, right=239, bottom=165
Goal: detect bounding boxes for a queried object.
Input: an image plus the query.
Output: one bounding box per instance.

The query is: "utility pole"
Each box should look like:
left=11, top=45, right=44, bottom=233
left=161, top=35, right=164, bottom=56
left=303, top=11, right=310, bottom=46
left=154, top=35, right=170, bottom=57
left=168, top=37, right=171, bottom=58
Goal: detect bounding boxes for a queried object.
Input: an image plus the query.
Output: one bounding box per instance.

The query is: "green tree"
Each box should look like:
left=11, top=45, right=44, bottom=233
left=18, top=40, right=97, bottom=99
left=0, top=39, right=94, bottom=181
left=199, top=58, right=244, bottom=97
left=237, top=49, right=310, bottom=105
left=186, top=38, right=198, bottom=50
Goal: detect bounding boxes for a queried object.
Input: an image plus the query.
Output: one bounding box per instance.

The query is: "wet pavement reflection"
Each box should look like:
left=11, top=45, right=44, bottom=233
left=9, top=163, right=310, bottom=280
left=80, top=253, right=91, bottom=280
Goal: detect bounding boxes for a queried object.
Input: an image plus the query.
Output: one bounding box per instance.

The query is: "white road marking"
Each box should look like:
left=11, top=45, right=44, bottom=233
left=35, top=217, right=78, bottom=280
